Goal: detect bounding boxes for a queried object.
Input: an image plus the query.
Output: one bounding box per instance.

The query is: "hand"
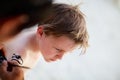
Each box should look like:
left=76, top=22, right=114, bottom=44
left=0, top=61, right=24, bottom=80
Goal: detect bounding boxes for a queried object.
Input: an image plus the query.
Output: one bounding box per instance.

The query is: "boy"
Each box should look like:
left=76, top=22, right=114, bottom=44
left=1, top=3, right=89, bottom=72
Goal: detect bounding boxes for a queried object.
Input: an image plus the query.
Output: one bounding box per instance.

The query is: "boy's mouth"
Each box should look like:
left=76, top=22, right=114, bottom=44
left=45, top=58, right=57, bottom=62
left=50, top=59, right=56, bottom=61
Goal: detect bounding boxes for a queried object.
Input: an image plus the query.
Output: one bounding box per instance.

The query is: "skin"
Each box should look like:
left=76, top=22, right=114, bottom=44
left=2, top=26, right=77, bottom=69
left=0, top=26, right=77, bottom=80
left=0, top=61, right=24, bottom=80
left=0, top=45, right=24, bottom=80
left=37, top=26, right=77, bottom=62
left=0, top=15, right=27, bottom=80
left=0, top=1, right=52, bottom=79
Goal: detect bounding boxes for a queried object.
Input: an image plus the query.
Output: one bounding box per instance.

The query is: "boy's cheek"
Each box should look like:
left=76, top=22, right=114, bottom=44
left=43, top=51, right=56, bottom=60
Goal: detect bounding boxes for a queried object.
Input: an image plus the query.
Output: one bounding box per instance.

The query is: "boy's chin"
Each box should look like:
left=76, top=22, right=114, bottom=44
left=45, top=59, right=57, bottom=62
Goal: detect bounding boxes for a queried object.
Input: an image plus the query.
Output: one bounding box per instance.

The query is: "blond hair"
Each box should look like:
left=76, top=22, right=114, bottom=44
left=39, top=3, right=89, bottom=53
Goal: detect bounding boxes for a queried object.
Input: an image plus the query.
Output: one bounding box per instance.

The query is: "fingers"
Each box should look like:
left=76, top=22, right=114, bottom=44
left=0, top=60, right=8, bottom=78
left=9, top=61, right=24, bottom=80
left=0, top=60, right=24, bottom=80
left=8, top=60, right=20, bottom=65
left=8, top=61, right=24, bottom=76
left=0, top=60, right=7, bottom=73
left=12, top=66, right=24, bottom=77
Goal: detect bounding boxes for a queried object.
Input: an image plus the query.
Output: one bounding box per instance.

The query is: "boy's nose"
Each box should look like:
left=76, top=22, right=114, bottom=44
left=56, top=53, right=64, bottom=60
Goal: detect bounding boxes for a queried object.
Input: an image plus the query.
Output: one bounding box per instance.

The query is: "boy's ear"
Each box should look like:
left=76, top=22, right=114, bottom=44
left=37, top=26, right=43, bottom=36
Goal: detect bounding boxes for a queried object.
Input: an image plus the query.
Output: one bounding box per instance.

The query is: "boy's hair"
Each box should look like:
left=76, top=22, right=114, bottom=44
left=39, top=3, right=89, bottom=53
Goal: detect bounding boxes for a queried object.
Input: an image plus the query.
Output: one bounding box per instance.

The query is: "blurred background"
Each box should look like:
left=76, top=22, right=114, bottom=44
left=25, top=0, right=120, bottom=80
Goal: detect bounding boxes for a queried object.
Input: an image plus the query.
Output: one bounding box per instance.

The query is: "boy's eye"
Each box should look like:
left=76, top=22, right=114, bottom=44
left=55, top=48, right=62, bottom=52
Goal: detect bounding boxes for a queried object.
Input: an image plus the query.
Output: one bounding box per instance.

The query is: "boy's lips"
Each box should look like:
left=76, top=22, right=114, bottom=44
left=46, top=59, right=57, bottom=62
left=50, top=59, right=56, bottom=61
left=45, top=58, right=58, bottom=62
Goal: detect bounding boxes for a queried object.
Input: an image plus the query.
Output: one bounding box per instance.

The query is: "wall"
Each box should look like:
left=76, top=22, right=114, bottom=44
left=25, top=0, right=120, bottom=80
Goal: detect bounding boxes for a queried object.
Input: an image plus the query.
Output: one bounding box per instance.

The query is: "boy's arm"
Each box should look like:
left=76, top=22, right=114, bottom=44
left=0, top=61, right=24, bottom=80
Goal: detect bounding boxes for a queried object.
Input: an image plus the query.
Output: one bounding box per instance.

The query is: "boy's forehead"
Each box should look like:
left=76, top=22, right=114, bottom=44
left=47, top=35, right=77, bottom=51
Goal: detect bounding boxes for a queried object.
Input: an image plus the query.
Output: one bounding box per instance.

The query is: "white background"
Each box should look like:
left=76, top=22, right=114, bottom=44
left=25, top=0, right=120, bottom=80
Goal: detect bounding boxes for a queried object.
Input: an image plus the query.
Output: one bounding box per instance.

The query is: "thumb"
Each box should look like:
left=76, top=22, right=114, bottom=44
left=0, top=60, right=8, bottom=75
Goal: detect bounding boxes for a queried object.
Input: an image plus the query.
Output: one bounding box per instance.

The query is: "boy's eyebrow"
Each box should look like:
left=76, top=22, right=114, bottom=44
left=54, top=47, right=65, bottom=52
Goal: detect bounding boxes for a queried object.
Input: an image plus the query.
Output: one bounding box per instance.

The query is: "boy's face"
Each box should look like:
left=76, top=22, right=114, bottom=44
left=37, top=27, right=76, bottom=62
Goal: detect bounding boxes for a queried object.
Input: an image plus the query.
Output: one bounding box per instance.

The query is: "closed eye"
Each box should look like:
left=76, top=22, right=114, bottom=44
left=54, top=47, right=63, bottom=53
left=56, top=48, right=61, bottom=51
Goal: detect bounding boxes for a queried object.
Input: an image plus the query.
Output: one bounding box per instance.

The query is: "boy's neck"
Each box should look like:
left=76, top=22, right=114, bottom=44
left=27, top=33, right=40, bottom=53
